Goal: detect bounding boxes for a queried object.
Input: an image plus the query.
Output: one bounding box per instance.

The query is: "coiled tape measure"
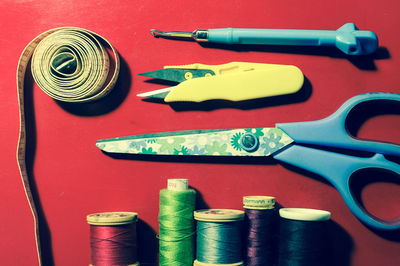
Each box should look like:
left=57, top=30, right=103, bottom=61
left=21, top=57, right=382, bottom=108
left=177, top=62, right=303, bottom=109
left=16, top=27, right=120, bottom=265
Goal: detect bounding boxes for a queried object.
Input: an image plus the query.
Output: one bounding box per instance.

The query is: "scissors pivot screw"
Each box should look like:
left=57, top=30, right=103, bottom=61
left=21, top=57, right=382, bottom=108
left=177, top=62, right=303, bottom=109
left=184, top=72, right=193, bottom=80
left=240, top=133, right=259, bottom=152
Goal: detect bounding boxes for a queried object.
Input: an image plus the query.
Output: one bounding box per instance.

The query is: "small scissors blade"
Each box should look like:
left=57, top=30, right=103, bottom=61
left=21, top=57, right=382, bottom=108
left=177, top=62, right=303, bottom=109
left=96, top=127, right=293, bottom=156
left=138, top=68, right=215, bottom=83
left=137, top=87, right=175, bottom=99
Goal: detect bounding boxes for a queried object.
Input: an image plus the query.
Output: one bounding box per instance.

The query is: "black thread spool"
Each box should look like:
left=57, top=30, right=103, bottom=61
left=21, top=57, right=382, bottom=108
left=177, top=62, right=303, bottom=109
left=243, top=196, right=277, bottom=266
left=278, top=208, right=331, bottom=266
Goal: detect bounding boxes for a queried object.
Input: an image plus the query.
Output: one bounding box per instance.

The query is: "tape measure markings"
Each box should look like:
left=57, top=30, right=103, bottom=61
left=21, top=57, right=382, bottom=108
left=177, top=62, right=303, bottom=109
left=16, top=27, right=120, bottom=266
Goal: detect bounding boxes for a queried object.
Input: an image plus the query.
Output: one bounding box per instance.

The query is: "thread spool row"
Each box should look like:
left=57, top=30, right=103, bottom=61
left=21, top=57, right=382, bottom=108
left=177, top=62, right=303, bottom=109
left=87, top=179, right=331, bottom=266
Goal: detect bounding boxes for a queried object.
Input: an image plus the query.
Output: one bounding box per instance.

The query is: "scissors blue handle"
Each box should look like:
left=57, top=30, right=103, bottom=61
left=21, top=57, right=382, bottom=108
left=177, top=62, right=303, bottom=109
left=275, top=92, right=400, bottom=231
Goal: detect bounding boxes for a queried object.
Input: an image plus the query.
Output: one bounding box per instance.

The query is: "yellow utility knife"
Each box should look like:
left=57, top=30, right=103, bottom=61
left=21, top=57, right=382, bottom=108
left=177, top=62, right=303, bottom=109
left=137, top=62, right=304, bottom=102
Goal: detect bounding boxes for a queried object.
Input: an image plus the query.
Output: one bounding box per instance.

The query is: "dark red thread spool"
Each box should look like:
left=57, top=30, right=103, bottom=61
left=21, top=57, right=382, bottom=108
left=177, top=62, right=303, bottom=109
left=243, top=196, right=277, bottom=266
left=87, top=212, right=139, bottom=266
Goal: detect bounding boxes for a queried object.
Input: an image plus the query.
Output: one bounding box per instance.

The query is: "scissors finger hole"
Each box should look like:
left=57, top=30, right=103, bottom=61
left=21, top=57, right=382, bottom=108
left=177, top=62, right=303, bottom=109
left=346, top=99, right=400, bottom=144
left=350, top=168, right=400, bottom=222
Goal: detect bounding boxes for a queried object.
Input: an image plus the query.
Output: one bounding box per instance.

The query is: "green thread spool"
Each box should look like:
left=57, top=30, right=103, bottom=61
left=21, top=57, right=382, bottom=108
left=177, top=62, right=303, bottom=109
left=159, top=179, right=196, bottom=266
left=194, top=209, right=245, bottom=266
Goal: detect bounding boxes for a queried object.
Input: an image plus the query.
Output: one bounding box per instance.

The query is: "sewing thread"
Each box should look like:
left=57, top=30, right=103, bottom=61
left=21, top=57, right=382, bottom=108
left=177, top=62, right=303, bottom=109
left=278, top=208, right=331, bottom=266
left=243, top=196, right=277, bottom=266
left=87, top=212, right=139, bottom=266
left=158, top=179, right=196, bottom=266
left=194, top=209, right=244, bottom=265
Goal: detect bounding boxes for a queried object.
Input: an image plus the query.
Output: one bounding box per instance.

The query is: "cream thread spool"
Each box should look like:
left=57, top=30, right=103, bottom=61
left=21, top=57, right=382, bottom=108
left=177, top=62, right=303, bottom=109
left=87, top=212, right=140, bottom=266
left=243, top=195, right=275, bottom=210
left=279, top=208, right=331, bottom=221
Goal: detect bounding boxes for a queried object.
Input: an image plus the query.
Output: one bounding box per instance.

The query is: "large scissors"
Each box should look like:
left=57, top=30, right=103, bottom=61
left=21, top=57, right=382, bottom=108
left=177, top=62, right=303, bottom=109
left=96, top=93, right=400, bottom=231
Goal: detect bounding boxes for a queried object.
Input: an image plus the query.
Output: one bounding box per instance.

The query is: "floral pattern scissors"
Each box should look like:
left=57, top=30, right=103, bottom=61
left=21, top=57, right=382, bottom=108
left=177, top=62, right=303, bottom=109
left=96, top=93, right=400, bottom=231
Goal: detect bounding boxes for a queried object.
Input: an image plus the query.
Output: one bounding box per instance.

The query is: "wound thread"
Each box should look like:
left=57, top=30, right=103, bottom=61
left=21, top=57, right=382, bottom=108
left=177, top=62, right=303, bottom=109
left=87, top=212, right=139, bottom=266
left=278, top=208, right=331, bottom=266
left=158, top=179, right=196, bottom=266
left=194, top=209, right=244, bottom=265
left=243, top=196, right=277, bottom=266
left=90, top=224, right=138, bottom=265
left=196, top=221, right=242, bottom=264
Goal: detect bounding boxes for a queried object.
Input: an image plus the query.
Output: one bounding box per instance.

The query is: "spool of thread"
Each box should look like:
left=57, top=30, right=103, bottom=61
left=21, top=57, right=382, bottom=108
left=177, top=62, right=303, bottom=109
left=278, top=208, right=331, bottom=266
left=243, top=196, right=277, bottom=266
left=194, top=209, right=245, bottom=266
left=87, top=212, right=139, bottom=266
left=159, top=179, right=196, bottom=266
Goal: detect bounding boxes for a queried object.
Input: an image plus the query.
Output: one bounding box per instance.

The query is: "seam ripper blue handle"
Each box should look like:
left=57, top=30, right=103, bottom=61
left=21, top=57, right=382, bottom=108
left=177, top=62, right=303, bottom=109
left=151, top=23, right=378, bottom=55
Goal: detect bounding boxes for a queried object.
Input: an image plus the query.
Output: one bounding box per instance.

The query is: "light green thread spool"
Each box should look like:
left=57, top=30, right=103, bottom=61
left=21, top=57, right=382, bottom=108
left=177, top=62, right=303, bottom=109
left=159, top=179, right=196, bottom=266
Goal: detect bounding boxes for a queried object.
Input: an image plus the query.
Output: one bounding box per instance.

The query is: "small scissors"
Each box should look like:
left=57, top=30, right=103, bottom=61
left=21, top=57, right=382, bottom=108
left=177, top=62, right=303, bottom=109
left=96, top=93, right=400, bottom=231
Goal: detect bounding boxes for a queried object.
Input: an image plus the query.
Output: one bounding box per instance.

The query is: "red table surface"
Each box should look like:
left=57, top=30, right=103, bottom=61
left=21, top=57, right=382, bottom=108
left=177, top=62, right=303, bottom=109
left=1, top=0, right=399, bottom=265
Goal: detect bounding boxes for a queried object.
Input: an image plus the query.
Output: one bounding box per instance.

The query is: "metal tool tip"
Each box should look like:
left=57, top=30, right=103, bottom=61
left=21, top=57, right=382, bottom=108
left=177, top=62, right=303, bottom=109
left=137, top=87, right=174, bottom=100
left=136, top=92, right=147, bottom=97
left=150, top=29, right=163, bottom=38
left=149, top=29, right=194, bottom=40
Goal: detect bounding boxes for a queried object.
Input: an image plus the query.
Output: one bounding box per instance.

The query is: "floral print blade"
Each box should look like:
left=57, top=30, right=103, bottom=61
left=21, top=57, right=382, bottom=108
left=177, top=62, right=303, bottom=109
left=96, top=128, right=293, bottom=156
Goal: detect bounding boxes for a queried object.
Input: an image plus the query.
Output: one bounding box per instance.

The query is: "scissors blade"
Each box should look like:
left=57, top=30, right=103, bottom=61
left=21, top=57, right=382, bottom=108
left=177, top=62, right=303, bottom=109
left=138, top=68, right=215, bottom=83
left=96, top=127, right=293, bottom=156
left=136, top=86, right=175, bottom=99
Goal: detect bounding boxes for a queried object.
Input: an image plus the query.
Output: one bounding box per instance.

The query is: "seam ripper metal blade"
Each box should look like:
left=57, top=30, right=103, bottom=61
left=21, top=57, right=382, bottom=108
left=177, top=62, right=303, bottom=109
left=150, top=23, right=378, bottom=55
left=96, top=93, right=400, bottom=231
left=137, top=62, right=304, bottom=102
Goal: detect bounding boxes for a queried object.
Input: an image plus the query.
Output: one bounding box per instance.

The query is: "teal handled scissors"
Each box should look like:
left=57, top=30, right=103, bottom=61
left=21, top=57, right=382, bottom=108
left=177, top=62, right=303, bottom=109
left=96, top=93, right=400, bottom=231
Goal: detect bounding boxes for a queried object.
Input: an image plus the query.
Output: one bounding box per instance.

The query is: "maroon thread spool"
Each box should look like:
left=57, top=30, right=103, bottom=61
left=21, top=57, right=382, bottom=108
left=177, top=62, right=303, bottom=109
left=243, top=196, right=277, bottom=266
left=87, top=212, right=140, bottom=266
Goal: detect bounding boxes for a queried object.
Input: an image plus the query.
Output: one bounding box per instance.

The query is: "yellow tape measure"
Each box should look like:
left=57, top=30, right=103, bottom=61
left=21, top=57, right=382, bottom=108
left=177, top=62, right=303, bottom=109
left=16, top=27, right=120, bottom=265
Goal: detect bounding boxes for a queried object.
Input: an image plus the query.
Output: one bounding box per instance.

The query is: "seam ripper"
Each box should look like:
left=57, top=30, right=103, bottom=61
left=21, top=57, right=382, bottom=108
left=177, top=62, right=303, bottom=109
left=150, top=23, right=378, bottom=55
